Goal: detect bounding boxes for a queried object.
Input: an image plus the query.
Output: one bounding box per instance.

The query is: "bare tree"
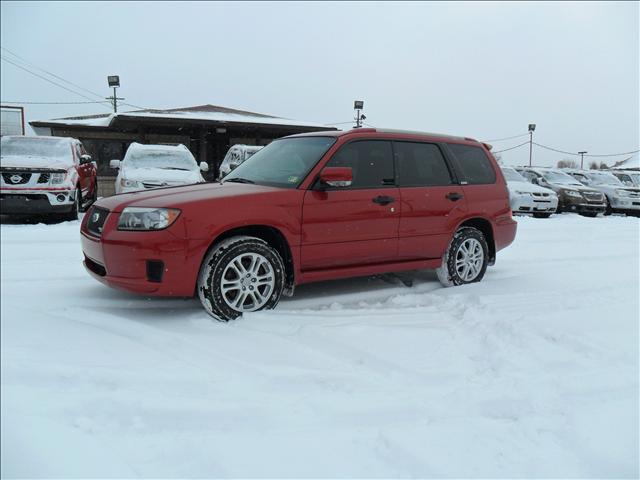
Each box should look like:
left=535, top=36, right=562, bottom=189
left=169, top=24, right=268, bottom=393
left=589, top=161, right=599, bottom=170
left=557, top=159, right=578, bottom=168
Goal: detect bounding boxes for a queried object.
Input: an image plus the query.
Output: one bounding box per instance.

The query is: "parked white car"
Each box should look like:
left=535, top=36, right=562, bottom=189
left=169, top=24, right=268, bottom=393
left=218, top=144, right=264, bottom=178
left=564, top=169, right=640, bottom=215
left=501, top=166, right=558, bottom=218
left=110, top=143, right=208, bottom=194
left=610, top=170, right=640, bottom=188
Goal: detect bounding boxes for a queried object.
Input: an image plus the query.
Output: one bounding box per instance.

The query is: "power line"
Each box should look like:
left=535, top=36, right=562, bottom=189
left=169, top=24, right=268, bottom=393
left=484, top=133, right=529, bottom=142
left=1, top=100, right=110, bottom=105
left=0, top=46, right=105, bottom=100
left=533, top=142, right=639, bottom=158
left=493, top=141, right=530, bottom=154
left=1, top=56, right=112, bottom=109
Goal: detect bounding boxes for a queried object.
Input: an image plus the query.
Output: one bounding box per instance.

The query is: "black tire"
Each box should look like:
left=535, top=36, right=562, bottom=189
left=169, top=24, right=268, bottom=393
left=197, top=236, right=285, bottom=321
left=533, top=213, right=552, bottom=218
left=436, top=227, right=489, bottom=287
left=63, top=188, right=81, bottom=221
left=580, top=212, right=598, bottom=218
left=604, top=198, right=613, bottom=216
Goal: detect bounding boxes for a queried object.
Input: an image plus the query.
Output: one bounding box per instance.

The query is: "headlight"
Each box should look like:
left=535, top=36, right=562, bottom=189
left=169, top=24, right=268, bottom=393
left=514, top=191, right=532, bottom=196
left=120, top=178, right=141, bottom=188
left=564, top=190, right=583, bottom=198
left=117, top=207, right=181, bottom=231
left=615, top=189, right=632, bottom=197
left=50, top=172, right=66, bottom=185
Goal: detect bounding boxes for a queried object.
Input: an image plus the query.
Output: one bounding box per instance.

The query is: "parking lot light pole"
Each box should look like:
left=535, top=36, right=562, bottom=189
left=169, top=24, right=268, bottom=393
left=107, top=75, right=124, bottom=113
left=579, top=151, right=588, bottom=169
left=528, top=123, right=536, bottom=166
left=354, top=100, right=365, bottom=128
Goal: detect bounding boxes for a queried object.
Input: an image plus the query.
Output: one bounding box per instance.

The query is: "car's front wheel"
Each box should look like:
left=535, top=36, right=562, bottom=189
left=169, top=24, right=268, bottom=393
left=197, top=236, right=285, bottom=321
left=436, top=227, right=489, bottom=287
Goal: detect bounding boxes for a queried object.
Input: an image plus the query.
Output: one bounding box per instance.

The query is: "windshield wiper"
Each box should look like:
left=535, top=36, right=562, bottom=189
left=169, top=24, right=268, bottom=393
left=224, top=177, right=255, bottom=184
left=159, top=167, right=190, bottom=171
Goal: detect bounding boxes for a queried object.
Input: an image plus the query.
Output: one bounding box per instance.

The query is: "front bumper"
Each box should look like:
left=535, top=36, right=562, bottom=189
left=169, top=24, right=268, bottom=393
left=0, top=189, right=75, bottom=215
left=609, top=196, right=640, bottom=212
left=80, top=209, right=206, bottom=297
left=510, top=194, right=558, bottom=214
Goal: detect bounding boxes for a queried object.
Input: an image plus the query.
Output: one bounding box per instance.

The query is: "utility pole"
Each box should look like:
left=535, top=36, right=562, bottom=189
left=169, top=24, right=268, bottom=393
left=354, top=100, right=365, bottom=128
left=528, top=123, right=536, bottom=166
left=579, top=151, right=587, bottom=169
left=106, top=75, right=124, bottom=113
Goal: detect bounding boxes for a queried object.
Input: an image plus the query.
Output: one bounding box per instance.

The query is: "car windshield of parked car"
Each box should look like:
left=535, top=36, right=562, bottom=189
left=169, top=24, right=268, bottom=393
left=542, top=170, right=582, bottom=185
left=0, top=136, right=71, bottom=161
left=502, top=167, right=527, bottom=182
left=223, top=136, right=336, bottom=188
left=125, top=149, right=197, bottom=171
left=587, top=172, right=623, bottom=186
left=630, top=173, right=640, bottom=185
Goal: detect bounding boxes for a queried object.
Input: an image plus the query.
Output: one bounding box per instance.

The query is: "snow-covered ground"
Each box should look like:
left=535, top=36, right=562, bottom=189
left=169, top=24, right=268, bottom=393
left=1, top=214, right=638, bottom=478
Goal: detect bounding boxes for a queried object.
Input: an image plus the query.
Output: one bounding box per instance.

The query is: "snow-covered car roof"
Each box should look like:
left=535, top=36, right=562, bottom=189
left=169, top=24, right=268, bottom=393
left=125, top=142, right=191, bottom=154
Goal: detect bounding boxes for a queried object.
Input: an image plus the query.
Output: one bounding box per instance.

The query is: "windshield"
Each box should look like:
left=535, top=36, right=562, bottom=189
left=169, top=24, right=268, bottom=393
left=630, top=173, right=640, bottom=185
left=501, top=167, right=527, bottom=182
left=1, top=136, right=72, bottom=160
left=124, top=147, right=197, bottom=170
left=224, top=136, right=336, bottom=188
left=587, top=171, right=623, bottom=186
left=542, top=170, right=582, bottom=185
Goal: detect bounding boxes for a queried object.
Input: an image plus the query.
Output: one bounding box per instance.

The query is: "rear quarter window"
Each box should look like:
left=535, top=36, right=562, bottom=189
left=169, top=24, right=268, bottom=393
left=447, top=143, right=496, bottom=185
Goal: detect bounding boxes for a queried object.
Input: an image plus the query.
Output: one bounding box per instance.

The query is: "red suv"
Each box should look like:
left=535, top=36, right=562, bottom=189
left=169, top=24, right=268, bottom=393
left=1, top=135, right=98, bottom=220
left=81, top=128, right=516, bottom=321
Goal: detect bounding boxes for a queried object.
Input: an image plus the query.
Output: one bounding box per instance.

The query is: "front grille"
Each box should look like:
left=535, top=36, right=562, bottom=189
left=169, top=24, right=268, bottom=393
left=37, top=173, right=50, bottom=184
left=583, top=192, right=603, bottom=202
left=1, top=172, right=31, bottom=185
left=532, top=192, right=549, bottom=197
left=87, top=206, right=109, bottom=236
left=142, top=182, right=165, bottom=189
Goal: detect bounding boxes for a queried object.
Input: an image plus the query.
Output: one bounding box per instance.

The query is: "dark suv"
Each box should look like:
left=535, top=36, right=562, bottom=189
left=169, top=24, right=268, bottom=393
left=516, top=166, right=606, bottom=217
left=81, top=128, right=517, bottom=321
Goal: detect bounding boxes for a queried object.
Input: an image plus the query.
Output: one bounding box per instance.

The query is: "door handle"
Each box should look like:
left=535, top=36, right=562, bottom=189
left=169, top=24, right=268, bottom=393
left=446, top=192, right=464, bottom=201
left=372, top=195, right=395, bottom=205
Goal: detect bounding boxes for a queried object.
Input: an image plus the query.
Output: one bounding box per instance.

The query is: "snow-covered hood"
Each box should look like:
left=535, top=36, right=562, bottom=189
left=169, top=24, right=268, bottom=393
left=586, top=184, right=640, bottom=195
left=0, top=155, right=73, bottom=171
left=507, top=181, right=555, bottom=195
left=122, top=167, right=202, bottom=185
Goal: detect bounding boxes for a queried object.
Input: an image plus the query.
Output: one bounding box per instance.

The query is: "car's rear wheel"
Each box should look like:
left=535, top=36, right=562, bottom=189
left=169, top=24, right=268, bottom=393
left=197, top=236, right=285, bottom=321
left=436, top=227, right=488, bottom=287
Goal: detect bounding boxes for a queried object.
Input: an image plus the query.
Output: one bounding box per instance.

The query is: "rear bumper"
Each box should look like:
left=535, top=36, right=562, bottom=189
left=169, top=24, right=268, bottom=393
left=494, top=216, right=518, bottom=252
left=0, top=189, right=75, bottom=215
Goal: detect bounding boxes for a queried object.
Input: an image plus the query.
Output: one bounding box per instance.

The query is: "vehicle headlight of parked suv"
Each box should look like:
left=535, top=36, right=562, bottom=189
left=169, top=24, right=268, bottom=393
left=117, top=207, right=181, bottom=231
left=120, top=178, right=142, bottom=189
left=564, top=190, right=583, bottom=198
left=50, top=172, right=66, bottom=184
left=615, top=189, right=632, bottom=198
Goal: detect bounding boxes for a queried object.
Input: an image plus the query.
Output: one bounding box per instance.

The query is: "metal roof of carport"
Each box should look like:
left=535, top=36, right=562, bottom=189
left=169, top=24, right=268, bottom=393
left=29, top=104, right=337, bottom=132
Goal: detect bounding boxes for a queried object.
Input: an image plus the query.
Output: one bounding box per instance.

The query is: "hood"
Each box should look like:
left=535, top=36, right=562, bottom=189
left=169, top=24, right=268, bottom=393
left=122, top=167, right=201, bottom=184
left=0, top=155, right=73, bottom=171
left=95, top=181, right=286, bottom=213
left=507, top=180, right=555, bottom=195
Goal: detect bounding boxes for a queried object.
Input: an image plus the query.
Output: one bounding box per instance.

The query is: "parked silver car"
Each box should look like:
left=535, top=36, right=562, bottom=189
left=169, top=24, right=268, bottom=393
left=564, top=169, right=640, bottom=215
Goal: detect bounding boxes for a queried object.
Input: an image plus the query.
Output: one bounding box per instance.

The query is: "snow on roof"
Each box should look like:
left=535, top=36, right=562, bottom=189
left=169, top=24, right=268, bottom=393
left=611, top=154, right=639, bottom=170
left=30, top=104, right=329, bottom=129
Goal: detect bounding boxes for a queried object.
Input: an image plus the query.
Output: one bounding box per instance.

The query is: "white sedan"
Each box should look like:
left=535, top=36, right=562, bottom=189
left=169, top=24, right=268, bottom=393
left=110, top=143, right=208, bottom=194
left=502, top=166, right=558, bottom=218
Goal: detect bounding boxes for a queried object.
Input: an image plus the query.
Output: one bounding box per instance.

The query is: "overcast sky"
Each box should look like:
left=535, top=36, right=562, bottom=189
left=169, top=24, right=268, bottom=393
left=1, top=1, right=638, bottom=166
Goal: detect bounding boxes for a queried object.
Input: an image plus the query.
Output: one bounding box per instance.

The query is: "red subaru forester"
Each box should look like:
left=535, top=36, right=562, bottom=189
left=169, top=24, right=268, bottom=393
left=81, top=128, right=517, bottom=321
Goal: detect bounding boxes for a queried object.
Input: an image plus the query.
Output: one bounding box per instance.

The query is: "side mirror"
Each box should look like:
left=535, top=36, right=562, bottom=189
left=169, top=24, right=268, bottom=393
left=110, top=159, right=121, bottom=169
left=200, top=162, right=209, bottom=172
left=80, top=154, right=92, bottom=165
left=319, top=167, right=353, bottom=188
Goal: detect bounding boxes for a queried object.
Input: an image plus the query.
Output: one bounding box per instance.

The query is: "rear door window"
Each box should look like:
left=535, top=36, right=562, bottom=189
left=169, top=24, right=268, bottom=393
left=326, top=140, right=394, bottom=189
left=448, top=144, right=496, bottom=185
left=394, top=142, right=452, bottom=187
